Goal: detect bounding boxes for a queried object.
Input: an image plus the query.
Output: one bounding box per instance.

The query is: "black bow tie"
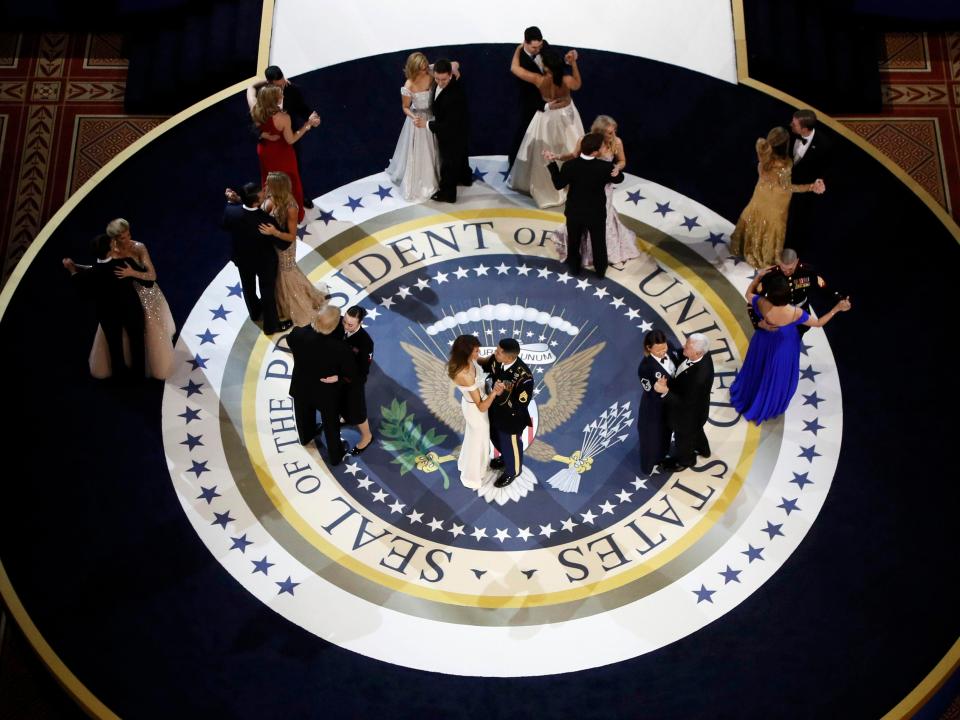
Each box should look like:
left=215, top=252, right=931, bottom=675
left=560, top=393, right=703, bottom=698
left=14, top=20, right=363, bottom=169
left=798, top=137, right=809, bottom=146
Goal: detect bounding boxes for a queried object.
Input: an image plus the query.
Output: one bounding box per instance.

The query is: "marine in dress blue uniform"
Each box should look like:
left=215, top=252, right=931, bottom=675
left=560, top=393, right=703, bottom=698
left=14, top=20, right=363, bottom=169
left=478, top=338, right=534, bottom=488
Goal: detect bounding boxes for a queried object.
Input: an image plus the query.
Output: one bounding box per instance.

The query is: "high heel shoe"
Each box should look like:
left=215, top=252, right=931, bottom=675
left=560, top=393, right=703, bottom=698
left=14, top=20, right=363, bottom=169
left=350, top=437, right=374, bottom=456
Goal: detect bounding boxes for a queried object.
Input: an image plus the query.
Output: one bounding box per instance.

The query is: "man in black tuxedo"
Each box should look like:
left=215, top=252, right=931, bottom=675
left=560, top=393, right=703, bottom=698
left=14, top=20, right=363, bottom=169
left=508, top=26, right=545, bottom=170
left=545, top=132, right=626, bottom=279
left=787, top=108, right=830, bottom=252
left=249, top=65, right=318, bottom=208
left=222, top=182, right=287, bottom=334
left=63, top=233, right=145, bottom=380
left=428, top=58, right=472, bottom=203
left=655, top=333, right=714, bottom=471
left=287, top=306, right=357, bottom=466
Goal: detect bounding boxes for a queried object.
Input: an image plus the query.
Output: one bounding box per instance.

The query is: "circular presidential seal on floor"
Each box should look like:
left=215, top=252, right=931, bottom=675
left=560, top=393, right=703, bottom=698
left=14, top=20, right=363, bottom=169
left=161, top=158, right=842, bottom=676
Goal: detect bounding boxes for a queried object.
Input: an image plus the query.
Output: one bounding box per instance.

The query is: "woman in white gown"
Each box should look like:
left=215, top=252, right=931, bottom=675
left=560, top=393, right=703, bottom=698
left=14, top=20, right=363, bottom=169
left=507, top=45, right=584, bottom=209
left=89, top=218, right=176, bottom=379
left=553, top=115, right=642, bottom=268
left=386, top=51, right=440, bottom=202
left=448, top=335, right=503, bottom=490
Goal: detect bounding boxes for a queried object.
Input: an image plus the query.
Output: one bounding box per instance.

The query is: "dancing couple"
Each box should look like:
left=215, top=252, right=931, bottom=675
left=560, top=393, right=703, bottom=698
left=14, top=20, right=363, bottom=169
left=448, top=337, right=534, bottom=490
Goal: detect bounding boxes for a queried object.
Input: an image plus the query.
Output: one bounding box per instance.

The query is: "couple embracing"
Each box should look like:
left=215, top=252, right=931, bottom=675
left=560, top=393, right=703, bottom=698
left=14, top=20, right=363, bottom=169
left=447, top=337, right=534, bottom=490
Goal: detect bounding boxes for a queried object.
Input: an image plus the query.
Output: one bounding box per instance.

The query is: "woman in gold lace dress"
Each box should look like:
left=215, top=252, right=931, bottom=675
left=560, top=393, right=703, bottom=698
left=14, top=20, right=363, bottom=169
left=89, top=218, right=176, bottom=379
left=258, top=171, right=329, bottom=328
left=729, top=127, right=824, bottom=268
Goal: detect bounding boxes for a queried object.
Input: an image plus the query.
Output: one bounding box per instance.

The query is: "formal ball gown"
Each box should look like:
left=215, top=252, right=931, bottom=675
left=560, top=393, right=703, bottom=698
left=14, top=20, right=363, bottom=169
left=257, top=114, right=305, bottom=223
left=89, top=257, right=176, bottom=380
left=386, top=87, right=439, bottom=202
left=553, top=151, right=641, bottom=267
left=730, top=295, right=809, bottom=423
left=508, top=101, right=584, bottom=209
left=456, top=360, right=491, bottom=490
left=273, top=203, right=329, bottom=327
left=729, top=140, right=805, bottom=268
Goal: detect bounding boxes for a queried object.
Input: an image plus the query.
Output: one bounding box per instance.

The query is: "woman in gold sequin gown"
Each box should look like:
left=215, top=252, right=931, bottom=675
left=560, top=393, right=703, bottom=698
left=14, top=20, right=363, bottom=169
left=89, top=218, right=176, bottom=379
left=729, top=127, right=823, bottom=268
left=258, top=171, right=329, bottom=328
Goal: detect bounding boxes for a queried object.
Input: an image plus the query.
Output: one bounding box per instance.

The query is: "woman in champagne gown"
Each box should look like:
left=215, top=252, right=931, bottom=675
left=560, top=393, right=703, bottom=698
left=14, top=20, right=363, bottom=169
left=729, top=126, right=823, bottom=268
left=448, top=335, right=503, bottom=490
left=386, top=52, right=440, bottom=202
left=89, top=218, right=176, bottom=379
left=552, top=115, right=641, bottom=268
left=507, top=45, right=584, bottom=209
left=730, top=272, right=851, bottom=424
left=258, top=171, right=329, bottom=328
left=247, top=84, right=320, bottom=223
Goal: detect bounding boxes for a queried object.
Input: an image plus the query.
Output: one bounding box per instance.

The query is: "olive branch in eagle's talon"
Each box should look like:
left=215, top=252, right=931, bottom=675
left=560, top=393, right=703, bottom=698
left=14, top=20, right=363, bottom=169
left=378, top=399, right=456, bottom=489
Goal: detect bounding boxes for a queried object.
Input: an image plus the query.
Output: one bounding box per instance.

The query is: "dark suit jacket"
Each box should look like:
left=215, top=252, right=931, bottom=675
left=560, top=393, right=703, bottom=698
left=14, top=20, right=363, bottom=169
left=516, top=49, right=545, bottom=125
left=663, top=353, right=714, bottom=432
left=429, top=77, right=469, bottom=155
left=547, top=158, right=625, bottom=221
left=221, top=203, right=283, bottom=266
left=281, top=82, right=311, bottom=127
left=287, top=325, right=357, bottom=404
left=344, top=327, right=374, bottom=382
left=72, top=258, right=143, bottom=322
left=790, top=129, right=831, bottom=185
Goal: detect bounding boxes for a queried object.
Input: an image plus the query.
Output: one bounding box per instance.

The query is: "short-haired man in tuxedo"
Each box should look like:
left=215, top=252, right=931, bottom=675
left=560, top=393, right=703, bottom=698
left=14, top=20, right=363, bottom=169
left=544, top=132, right=625, bottom=279
left=222, top=182, right=288, bottom=334
left=787, top=108, right=830, bottom=252
left=429, top=58, right=473, bottom=203
left=655, top=333, right=714, bottom=471
left=63, top=233, right=146, bottom=380
left=249, top=65, right=318, bottom=208
left=508, top=26, right=546, bottom=171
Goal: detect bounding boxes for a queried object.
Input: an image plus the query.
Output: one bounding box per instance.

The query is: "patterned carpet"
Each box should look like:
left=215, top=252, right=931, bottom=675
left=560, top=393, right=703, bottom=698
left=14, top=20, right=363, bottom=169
left=836, top=31, right=960, bottom=219
left=0, top=32, right=167, bottom=285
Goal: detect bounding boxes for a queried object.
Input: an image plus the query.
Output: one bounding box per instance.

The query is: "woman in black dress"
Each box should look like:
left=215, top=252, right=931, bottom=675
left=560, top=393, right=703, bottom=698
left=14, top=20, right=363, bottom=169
left=341, top=306, right=374, bottom=454
left=637, top=329, right=679, bottom=475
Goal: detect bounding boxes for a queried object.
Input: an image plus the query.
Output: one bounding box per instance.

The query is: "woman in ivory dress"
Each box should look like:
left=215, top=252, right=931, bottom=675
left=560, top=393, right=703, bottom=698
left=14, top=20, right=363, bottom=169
left=553, top=115, right=641, bottom=268
left=258, top=171, right=329, bottom=328
left=386, top=51, right=440, bottom=202
left=507, top=45, right=583, bottom=208
left=447, top=335, right=503, bottom=490
left=89, top=218, right=176, bottom=379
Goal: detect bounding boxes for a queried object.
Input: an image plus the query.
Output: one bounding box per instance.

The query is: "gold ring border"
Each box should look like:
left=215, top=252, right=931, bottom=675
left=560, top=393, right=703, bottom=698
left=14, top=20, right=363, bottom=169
left=240, top=208, right=758, bottom=608
left=0, top=0, right=952, bottom=712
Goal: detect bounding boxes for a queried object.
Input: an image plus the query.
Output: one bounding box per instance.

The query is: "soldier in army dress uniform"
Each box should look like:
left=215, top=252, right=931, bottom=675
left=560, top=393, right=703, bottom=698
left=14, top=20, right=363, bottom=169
left=749, top=247, right=838, bottom=337
left=477, top=338, right=535, bottom=488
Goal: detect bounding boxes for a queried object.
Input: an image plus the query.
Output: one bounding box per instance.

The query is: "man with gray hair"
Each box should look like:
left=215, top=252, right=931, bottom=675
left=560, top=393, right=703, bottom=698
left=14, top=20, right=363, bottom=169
left=751, top=247, right=835, bottom=337
left=654, top=333, right=714, bottom=471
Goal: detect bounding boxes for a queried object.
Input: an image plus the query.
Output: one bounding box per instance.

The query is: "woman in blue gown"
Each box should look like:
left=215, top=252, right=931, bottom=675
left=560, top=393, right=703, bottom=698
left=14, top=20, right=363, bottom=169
left=731, top=271, right=851, bottom=424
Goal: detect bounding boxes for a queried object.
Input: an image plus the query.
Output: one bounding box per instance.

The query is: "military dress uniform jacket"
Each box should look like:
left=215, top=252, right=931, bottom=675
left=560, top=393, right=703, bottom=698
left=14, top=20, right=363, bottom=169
left=482, top=357, right=535, bottom=434
left=749, top=262, right=829, bottom=328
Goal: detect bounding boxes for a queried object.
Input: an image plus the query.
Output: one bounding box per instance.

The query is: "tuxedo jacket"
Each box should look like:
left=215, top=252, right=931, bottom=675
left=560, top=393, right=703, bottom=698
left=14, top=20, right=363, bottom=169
left=287, top=325, right=357, bottom=404
left=516, top=49, right=545, bottom=124
left=790, top=129, right=831, bottom=185
left=344, top=327, right=374, bottom=382
left=548, top=158, right=624, bottom=221
left=429, top=77, right=469, bottom=154
left=479, top=355, right=534, bottom=434
left=281, top=82, right=310, bottom=127
left=221, top=203, right=283, bottom=267
left=72, top=258, right=143, bottom=323
left=663, top=353, right=714, bottom=432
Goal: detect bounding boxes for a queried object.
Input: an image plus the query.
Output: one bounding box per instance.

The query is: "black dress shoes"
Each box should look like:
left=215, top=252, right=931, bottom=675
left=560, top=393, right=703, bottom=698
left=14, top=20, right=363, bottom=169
left=489, top=457, right=505, bottom=470
left=430, top=191, right=455, bottom=203
left=493, top=473, right=516, bottom=488
left=277, top=319, right=293, bottom=332
left=660, top=458, right=691, bottom=472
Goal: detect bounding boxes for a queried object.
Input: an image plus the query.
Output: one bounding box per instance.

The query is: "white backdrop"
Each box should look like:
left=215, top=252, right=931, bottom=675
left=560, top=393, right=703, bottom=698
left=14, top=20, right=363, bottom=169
left=270, top=0, right=737, bottom=83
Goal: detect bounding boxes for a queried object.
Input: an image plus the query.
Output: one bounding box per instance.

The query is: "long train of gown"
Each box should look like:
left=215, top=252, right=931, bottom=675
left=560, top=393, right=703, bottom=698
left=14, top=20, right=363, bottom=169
left=456, top=361, right=490, bottom=489
left=89, top=282, right=176, bottom=379
left=275, top=240, right=329, bottom=328
left=386, top=87, right=439, bottom=202
left=729, top=295, right=809, bottom=423
left=553, top=172, right=642, bottom=267
left=508, top=100, right=584, bottom=209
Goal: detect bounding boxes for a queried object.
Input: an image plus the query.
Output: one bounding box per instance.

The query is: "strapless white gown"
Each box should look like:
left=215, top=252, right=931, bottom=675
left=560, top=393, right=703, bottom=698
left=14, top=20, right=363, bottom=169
left=456, top=361, right=490, bottom=489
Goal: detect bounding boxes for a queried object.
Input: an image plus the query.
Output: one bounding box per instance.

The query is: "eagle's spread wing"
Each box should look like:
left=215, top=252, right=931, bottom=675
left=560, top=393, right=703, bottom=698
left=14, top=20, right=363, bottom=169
left=537, top=342, right=606, bottom=435
left=401, top=341, right=464, bottom=434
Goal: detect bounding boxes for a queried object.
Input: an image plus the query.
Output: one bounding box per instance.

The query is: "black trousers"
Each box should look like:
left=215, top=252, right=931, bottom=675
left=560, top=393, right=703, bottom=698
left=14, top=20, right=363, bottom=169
left=437, top=142, right=472, bottom=200
left=672, top=422, right=710, bottom=467
left=293, top=393, right=344, bottom=463
left=565, top=217, right=608, bottom=278
left=101, top=308, right=145, bottom=379
left=237, top=260, right=280, bottom=333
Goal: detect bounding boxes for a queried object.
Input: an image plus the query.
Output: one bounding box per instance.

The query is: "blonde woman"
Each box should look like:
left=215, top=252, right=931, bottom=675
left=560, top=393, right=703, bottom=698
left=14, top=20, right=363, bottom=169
left=258, top=171, right=329, bottom=328
left=730, top=126, right=825, bottom=268
left=386, top=51, right=440, bottom=202
left=88, top=218, right=176, bottom=379
left=553, top=115, right=641, bottom=269
left=247, top=84, right=320, bottom=222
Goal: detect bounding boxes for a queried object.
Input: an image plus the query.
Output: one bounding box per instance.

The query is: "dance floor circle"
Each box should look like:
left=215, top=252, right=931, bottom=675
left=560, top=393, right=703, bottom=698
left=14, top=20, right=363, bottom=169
left=162, top=159, right=842, bottom=676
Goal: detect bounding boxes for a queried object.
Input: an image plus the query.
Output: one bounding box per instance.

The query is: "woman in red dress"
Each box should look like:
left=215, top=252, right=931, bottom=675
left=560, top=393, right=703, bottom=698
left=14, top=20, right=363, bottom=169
left=247, top=84, right=319, bottom=222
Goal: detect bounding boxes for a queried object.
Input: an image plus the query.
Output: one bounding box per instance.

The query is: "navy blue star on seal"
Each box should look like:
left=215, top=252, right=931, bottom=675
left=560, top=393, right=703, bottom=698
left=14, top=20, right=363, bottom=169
left=187, top=354, right=208, bottom=371
left=802, top=391, right=823, bottom=409
left=803, top=418, right=825, bottom=436
left=230, top=534, right=253, bottom=553
left=178, top=406, right=201, bottom=423
left=181, top=433, right=204, bottom=451
left=778, top=498, right=800, bottom=515
left=742, top=544, right=765, bottom=563
left=276, top=576, right=300, bottom=596
left=471, top=166, right=487, bottom=183
left=625, top=189, right=644, bottom=205
left=209, top=304, right=231, bottom=321
left=693, top=585, right=715, bottom=603
left=343, top=196, right=363, bottom=212
left=188, top=460, right=210, bottom=477
left=790, top=472, right=813, bottom=490
left=719, top=566, right=741, bottom=584
left=196, top=485, right=220, bottom=504
left=653, top=201, right=674, bottom=217
left=226, top=282, right=243, bottom=298
left=762, top=521, right=784, bottom=539
left=799, top=365, right=820, bottom=381
left=180, top=379, right=204, bottom=397
left=212, top=510, right=235, bottom=529
left=373, top=185, right=393, bottom=200
left=196, top=329, right=218, bottom=345
left=706, top=231, right=726, bottom=248
left=317, top=209, right=336, bottom=224
left=798, top=445, right=821, bottom=462
left=680, top=215, right=700, bottom=231
left=251, top=556, right=274, bottom=575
